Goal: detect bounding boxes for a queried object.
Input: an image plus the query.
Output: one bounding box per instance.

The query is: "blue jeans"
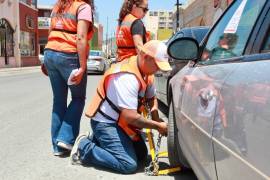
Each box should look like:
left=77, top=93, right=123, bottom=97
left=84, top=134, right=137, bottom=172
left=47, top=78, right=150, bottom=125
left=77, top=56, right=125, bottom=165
left=44, top=50, right=87, bottom=154
left=78, top=120, right=148, bottom=174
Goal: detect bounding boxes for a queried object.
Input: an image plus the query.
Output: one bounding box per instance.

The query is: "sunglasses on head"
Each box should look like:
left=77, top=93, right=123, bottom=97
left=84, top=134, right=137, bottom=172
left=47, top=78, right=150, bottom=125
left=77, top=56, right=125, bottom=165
left=138, top=6, right=149, bottom=13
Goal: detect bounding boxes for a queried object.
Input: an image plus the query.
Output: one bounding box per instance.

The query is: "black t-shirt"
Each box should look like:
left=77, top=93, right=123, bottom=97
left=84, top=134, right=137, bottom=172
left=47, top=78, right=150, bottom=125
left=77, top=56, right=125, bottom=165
left=131, top=19, right=146, bottom=43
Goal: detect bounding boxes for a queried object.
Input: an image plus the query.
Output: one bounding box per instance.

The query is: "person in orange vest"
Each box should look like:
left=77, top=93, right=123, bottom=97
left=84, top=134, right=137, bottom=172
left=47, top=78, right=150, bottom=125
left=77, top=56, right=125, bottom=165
left=116, top=0, right=150, bottom=62
left=70, top=40, right=171, bottom=174
left=43, top=0, right=95, bottom=156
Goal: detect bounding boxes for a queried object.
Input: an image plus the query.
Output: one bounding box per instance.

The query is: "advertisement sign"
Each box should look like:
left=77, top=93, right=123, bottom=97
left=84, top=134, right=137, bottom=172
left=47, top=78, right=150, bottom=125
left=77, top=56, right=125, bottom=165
left=38, top=17, right=50, bottom=29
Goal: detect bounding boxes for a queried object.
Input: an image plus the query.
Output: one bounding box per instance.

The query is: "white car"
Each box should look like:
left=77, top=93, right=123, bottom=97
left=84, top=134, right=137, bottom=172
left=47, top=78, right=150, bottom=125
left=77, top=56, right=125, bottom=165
left=39, top=54, right=44, bottom=64
left=87, top=50, right=106, bottom=74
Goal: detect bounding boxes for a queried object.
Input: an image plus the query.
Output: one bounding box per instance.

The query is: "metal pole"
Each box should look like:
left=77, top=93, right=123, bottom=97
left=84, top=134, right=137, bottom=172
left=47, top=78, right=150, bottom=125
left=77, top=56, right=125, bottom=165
left=4, top=29, right=8, bottom=65
left=175, top=0, right=182, bottom=31
left=176, top=0, right=179, bottom=31
left=106, top=16, right=108, bottom=58
left=110, top=31, right=113, bottom=57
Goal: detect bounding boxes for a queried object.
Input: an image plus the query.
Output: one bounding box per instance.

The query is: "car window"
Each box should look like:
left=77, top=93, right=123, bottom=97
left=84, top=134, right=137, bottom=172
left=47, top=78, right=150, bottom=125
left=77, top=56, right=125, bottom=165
left=201, top=0, right=266, bottom=63
left=261, top=29, right=270, bottom=53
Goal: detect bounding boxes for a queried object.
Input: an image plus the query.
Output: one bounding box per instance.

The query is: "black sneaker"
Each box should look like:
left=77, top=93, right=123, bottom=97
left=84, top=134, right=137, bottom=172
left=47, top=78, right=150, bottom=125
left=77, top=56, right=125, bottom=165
left=70, top=132, right=90, bottom=165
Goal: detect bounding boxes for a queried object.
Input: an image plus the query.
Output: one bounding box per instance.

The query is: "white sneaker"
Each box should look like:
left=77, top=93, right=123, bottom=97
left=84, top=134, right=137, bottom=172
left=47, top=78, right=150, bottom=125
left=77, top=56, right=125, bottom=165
left=70, top=132, right=90, bottom=165
left=57, top=141, right=73, bottom=151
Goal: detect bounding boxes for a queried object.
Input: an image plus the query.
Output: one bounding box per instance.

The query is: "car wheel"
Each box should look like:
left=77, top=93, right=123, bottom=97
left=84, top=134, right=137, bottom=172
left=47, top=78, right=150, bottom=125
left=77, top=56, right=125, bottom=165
left=168, top=99, right=190, bottom=168
left=100, top=63, right=105, bottom=75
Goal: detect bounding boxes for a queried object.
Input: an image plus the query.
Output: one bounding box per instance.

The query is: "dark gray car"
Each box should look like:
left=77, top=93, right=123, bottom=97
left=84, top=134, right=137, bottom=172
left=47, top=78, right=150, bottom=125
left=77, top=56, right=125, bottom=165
left=167, top=0, right=270, bottom=179
left=155, top=27, right=209, bottom=111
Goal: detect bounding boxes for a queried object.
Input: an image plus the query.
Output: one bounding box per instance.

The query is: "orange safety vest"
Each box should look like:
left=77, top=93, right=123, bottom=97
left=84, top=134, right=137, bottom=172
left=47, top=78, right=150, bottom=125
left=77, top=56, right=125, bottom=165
left=45, top=1, right=94, bottom=53
left=85, top=56, right=154, bottom=141
left=116, top=14, right=151, bottom=62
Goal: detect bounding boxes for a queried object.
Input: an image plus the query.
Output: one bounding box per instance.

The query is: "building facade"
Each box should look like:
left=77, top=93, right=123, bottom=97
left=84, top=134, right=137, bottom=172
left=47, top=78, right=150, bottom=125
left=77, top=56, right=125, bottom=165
left=0, top=0, right=39, bottom=68
left=37, top=5, right=103, bottom=56
left=38, top=5, right=51, bottom=55
left=173, top=0, right=234, bottom=30
left=145, top=10, right=174, bottom=40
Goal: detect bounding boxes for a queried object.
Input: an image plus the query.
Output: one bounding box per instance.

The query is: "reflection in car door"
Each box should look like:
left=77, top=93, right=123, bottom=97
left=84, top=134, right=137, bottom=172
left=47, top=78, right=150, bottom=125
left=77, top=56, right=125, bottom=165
left=178, top=62, right=237, bottom=179
left=213, top=2, right=270, bottom=179
left=177, top=0, right=268, bottom=179
left=216, top=55, right=270, bottom=180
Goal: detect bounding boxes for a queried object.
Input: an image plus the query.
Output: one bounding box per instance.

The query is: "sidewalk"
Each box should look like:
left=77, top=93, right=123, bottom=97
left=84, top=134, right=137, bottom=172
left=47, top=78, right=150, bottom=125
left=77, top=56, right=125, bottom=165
left=0, top=66, right=41, bottom=77
left=0, top=66, right=40, bottom=73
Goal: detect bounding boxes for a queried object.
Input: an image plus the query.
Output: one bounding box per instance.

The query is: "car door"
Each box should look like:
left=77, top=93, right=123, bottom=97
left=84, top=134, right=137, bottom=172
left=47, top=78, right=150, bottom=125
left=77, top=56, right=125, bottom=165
left=214, top=1, right=270, bottom=179
left=175, top=0, right=267, bottom=179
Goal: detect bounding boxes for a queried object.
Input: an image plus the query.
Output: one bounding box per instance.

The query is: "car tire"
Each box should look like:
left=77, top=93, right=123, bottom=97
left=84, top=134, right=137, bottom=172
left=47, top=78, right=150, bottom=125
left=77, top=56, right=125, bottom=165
left=168, top=99, right=190, bottom=168
left=100, top=63, right=106, bottom=75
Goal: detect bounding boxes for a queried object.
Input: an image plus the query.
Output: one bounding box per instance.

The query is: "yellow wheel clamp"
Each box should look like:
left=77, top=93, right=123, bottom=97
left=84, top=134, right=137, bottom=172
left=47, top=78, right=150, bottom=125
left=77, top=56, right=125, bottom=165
left=142, top=108, right=181, bottom=176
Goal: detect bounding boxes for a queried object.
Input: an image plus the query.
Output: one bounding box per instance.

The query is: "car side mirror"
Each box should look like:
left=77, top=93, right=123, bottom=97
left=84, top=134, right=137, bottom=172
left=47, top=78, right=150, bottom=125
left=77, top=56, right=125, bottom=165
left=168, top=37, right=199, bottom=62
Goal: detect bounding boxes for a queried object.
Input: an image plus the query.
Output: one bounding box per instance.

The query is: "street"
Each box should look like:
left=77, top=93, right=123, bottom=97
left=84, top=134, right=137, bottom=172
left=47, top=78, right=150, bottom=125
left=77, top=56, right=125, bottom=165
left=0, top=67, right=197, bottom=180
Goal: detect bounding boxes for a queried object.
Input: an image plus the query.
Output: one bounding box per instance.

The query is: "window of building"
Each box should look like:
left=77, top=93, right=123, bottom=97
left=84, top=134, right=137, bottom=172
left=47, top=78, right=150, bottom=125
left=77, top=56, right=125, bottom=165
left=159, top=12, right=165, bottom=16
left=0, top=18, right=14, bottom=57
left=44, top=11, right=51, bottom=17
left=20, top=31, right=36, bottom=56
left=159, top=22, right=166, bottom=26
left=26, top=15, right=35, bottom=29
left=159, top=17, right=166, bottom=22
left=154, top=12, right=158, bottom=16
left=31, top=0, right=37, bottom=7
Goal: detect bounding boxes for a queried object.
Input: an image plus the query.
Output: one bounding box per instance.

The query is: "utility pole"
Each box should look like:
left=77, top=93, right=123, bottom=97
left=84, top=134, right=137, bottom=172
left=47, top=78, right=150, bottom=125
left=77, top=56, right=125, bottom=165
left=175, top=0, right=182, bottom=32
left=106, top=16, right=108, bottom=58
left=110, top=31, right=113, bottom=57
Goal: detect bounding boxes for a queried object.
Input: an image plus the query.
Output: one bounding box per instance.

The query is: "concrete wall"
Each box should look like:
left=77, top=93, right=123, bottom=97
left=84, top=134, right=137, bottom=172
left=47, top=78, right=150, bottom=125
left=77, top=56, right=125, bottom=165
left=174, top=0, right=231, bottom=29
left=0, top=0, right=20, bottom=68
left=19, top=2, right=39, bottom=67
left=145, top=15, right=159, bottom=39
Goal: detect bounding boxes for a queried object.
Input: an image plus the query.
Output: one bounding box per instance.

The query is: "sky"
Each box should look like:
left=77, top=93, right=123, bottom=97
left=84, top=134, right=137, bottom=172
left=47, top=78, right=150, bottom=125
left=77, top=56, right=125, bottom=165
left=37, top=0, right=186, bottom=39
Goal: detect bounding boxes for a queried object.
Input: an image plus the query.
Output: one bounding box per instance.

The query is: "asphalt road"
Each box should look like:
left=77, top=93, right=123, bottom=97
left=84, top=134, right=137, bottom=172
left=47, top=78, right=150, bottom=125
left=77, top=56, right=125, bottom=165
left=0, top=67, right=197, bottom=180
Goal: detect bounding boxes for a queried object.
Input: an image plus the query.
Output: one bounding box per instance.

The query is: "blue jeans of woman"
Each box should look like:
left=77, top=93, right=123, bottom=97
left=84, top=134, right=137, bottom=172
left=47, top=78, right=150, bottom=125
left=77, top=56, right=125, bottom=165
left=78, top=120, right=148, bottom=174
left=44, top=49, right=87, bottom=154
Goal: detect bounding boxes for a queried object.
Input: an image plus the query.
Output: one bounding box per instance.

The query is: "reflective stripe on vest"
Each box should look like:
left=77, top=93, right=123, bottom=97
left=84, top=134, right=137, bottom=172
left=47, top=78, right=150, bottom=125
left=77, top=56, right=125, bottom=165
left=116, top=14, right=139, bottom=61
left=51, top=12, right=77, bottom=21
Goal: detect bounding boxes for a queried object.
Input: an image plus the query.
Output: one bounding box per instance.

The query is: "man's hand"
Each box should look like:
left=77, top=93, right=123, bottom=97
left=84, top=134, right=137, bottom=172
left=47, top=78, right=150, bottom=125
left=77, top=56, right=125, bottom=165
left=121, top=108, right=167, bottom=135
left=157, top=121, right=168, bottom=136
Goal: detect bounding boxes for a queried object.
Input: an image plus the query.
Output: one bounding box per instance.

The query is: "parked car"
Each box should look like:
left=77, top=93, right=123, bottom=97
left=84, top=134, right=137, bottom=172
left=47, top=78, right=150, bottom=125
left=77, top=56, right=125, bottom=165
left=155, top=26, right=209, bottom=110
left=87, top=50, right=107, bottom=74
left=108, top=54, right=117, bottom=67
left=167, top=0, right=270, bottom=179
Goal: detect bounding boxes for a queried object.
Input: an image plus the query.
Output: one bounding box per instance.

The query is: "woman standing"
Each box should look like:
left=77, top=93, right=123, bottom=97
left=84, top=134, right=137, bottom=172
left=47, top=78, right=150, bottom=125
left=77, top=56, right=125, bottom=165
left=44, top=0, right=95, bottom=156
left=116, top=0, right=149, bottom=62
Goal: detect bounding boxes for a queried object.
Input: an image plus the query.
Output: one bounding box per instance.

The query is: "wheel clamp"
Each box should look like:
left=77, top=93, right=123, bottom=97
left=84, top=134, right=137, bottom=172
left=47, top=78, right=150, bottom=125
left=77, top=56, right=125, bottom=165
left=143, top=108, right=181, bottom=176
